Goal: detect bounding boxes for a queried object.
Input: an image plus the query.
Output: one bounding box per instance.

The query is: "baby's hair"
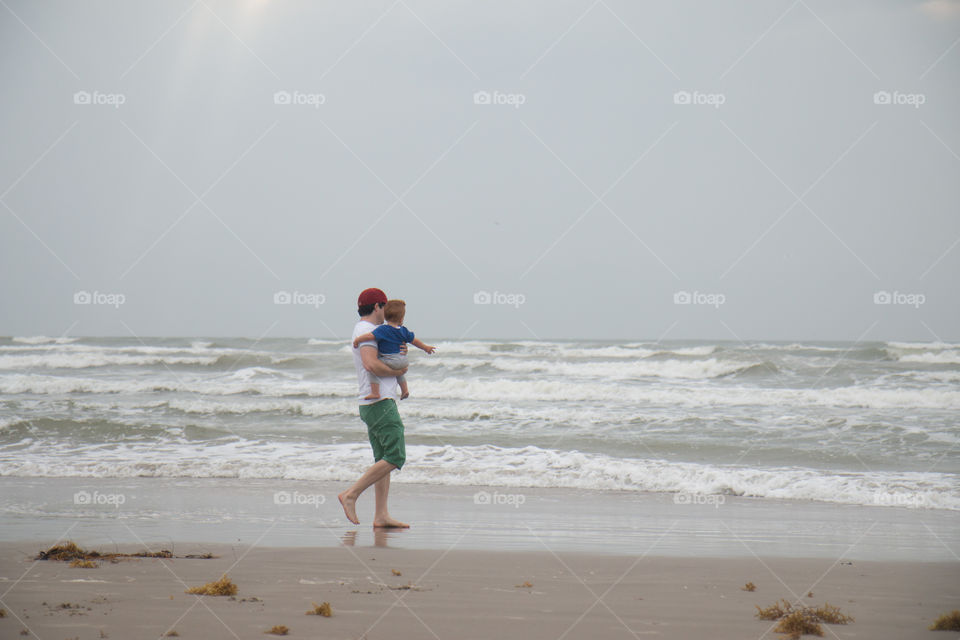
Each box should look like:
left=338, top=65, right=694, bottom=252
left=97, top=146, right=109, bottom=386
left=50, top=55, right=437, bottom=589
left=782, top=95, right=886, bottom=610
left=384, top=299, right=406, bottom=324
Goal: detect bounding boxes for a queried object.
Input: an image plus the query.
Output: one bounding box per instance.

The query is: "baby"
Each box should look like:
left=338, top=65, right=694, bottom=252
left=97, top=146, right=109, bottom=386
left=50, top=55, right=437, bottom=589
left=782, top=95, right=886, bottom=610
left=352, top=299, right=435, bottom=400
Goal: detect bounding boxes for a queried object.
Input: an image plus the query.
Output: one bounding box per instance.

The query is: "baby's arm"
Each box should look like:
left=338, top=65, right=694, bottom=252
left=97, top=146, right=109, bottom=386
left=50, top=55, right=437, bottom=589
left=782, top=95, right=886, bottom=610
left=410, top=338, right=435, bottom=354
left=352, top=332, right=377, bottom=349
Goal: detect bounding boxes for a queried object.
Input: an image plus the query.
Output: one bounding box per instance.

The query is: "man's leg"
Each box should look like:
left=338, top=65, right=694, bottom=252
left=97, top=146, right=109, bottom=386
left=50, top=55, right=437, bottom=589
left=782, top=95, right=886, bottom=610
left=338, top=459, right=396, bottom=525
left=341, top=399, right=409, bottom=527
left=373, top=471, right=408, bottom=528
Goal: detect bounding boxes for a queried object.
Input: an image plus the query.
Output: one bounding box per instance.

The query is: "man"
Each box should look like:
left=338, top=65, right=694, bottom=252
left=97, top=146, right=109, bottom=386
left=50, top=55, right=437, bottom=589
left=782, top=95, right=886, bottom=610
left=338, top=287, right=411, bottom=528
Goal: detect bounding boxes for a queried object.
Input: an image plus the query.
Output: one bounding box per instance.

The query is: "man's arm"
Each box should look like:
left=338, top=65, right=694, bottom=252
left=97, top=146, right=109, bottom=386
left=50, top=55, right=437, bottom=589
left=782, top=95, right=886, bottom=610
left=410, top=338, right=435, bottom=354
left=359, top=345, right=408, bottom=377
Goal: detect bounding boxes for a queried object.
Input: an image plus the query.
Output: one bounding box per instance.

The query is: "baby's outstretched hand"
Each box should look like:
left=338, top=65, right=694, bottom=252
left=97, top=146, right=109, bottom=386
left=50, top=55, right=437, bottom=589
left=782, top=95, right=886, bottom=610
left=423, top=344, right=436, bottom=354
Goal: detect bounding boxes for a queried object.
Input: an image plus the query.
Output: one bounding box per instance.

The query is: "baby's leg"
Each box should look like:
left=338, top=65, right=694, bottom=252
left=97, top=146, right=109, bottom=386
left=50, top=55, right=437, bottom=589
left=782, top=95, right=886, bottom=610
left=380, top=353, right=409, bottom=371
left=365, top=373, right=382, bottom=400
left=380, top=353, right=410, bottom=398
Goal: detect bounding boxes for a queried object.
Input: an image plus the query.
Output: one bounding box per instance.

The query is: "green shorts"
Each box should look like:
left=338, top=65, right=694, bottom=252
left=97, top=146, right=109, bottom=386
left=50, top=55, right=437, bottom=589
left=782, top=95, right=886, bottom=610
left=358, top=399, right=406, bottom=470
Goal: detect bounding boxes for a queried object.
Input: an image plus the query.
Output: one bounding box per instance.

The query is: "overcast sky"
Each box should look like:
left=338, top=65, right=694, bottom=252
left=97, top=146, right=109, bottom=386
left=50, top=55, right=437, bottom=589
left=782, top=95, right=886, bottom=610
left=1, top=0, right=958, bottom=342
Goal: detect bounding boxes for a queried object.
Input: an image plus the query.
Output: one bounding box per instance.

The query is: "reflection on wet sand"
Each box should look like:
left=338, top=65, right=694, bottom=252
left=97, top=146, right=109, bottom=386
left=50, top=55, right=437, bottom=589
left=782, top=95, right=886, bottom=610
left=341, top=528, right=407, bottom=547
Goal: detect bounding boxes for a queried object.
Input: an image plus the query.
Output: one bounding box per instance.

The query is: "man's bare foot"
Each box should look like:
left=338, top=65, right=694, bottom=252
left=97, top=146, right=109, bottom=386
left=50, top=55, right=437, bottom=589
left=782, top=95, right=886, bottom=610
left=364, top=392, right=380, bottom=400
left=400, top=391, right=409, bottom=400
left=373, top=515, right=410, bottom=528
left=338, top=491, right=359, bottom=525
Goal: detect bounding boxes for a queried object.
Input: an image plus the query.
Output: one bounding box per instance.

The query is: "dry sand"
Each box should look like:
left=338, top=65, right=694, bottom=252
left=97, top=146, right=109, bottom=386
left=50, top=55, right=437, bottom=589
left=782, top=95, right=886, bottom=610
left=0, top=541, right=957, bottom=640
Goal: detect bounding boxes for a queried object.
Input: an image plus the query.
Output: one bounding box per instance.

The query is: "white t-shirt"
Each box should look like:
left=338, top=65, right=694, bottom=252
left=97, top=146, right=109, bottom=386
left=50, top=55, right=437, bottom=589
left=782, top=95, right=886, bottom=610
left=352, top=319, right=399, bottom=405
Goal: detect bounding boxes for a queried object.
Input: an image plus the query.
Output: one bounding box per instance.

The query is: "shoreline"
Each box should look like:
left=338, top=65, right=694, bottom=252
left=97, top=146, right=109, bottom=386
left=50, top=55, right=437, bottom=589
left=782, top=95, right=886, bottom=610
left=2, top=477, right=958, bottom=561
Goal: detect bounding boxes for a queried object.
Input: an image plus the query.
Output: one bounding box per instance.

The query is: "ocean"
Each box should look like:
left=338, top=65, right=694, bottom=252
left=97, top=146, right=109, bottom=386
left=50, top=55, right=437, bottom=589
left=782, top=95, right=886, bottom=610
left=0, top=336, right=957, bottom=511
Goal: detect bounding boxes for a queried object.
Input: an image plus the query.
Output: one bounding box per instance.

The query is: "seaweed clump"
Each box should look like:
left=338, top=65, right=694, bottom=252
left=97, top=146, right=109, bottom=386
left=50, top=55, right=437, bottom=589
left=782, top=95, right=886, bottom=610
left=775, top=610, right=824, bottom=638
left=37, top=541, right=194, bottom=562
left=265, top=625, right=289, bottom=635
left=742, top=582, right=757, bottom=592
left=930, top=610, right=960, bottom=631
left=132, top=549, right=173, bottom=558
left=756, top=599, right=853, bottom=639
left=185, top=575, right=238, bottom=596
left=69, top=559, right=98, bottom=569
left=37, top=542, right=99, bottom=562
left=306, top=602, right=332, bottom=617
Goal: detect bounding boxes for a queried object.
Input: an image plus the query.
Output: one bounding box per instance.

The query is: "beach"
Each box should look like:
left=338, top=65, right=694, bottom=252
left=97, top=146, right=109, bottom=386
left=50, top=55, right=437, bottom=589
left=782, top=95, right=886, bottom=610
left=1, top=480, right=959, bottom=639
left=2, top=535, right=958, bottom=639
left=1, top=545, right=956, bottom=640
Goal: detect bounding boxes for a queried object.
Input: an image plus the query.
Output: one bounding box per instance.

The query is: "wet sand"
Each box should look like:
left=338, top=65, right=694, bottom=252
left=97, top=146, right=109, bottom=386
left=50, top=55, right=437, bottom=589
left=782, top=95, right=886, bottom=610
left=2, top=477, right=958, bottom=561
